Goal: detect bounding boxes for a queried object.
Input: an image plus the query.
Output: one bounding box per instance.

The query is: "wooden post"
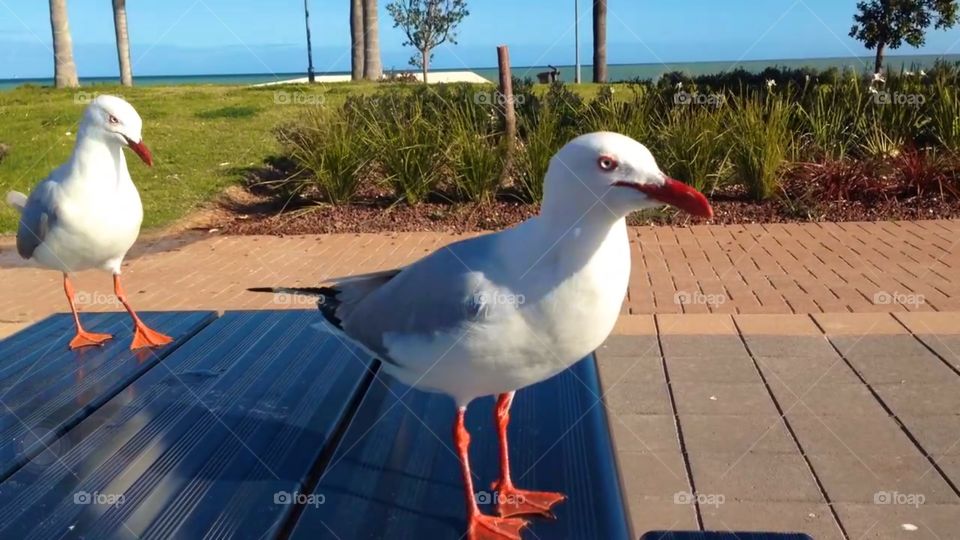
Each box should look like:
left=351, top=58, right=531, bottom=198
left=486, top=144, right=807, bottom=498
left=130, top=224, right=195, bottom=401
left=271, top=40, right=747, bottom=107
left=498, top=45, right=517, bottom=186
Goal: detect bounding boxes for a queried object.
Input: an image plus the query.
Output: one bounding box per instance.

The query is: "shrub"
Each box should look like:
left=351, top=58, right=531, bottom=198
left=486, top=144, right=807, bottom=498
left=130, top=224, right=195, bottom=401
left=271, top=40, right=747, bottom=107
left=445, top=101, right=504, bottom=202
left=651, top=104, right=730, bottom=193
left=727, top=94, right=794, bottom=200
left=276, top=111, right=369, bottom=204
left=516, top=105, right=569, bottom=203
left=361, top=97, right=446, bottom=204
left=929, top=81, right=960, bottom=153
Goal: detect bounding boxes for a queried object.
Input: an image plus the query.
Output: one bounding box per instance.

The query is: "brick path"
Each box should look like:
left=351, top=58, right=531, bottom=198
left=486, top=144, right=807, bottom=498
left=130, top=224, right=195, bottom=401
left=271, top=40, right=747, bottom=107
left=1, top=221, right=958, bottom=334
left=1, top=220, right=959, bottom=538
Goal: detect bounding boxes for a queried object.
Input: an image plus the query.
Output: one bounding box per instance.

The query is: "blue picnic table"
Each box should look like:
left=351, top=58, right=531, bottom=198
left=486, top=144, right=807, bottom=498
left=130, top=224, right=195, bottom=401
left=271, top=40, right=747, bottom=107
left=0, top=311, right=631, bottom=539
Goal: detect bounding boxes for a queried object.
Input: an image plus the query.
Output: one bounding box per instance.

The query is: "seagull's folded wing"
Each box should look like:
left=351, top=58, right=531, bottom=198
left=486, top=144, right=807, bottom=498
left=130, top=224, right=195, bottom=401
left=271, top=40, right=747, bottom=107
left=16, top=181, right=59, bottom=260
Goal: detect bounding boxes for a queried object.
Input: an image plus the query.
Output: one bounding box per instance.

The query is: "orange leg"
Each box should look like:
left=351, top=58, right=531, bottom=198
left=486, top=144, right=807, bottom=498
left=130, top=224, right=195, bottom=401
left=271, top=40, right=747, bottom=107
left=63, top=274, right=112, bottom=350
left=491, top=392, right=566, bottom=519
left=113, top=274, right=172, bottom=350
left=454, top=407, right=528, bottom=540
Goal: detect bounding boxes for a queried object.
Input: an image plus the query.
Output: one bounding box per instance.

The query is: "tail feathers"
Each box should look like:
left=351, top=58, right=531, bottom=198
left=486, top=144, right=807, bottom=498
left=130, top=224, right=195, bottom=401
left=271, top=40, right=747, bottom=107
left=248, top=286, right=343, bottom=328
left=247, top=286, right=328, bottom=296
left=6, top=191, right=26, bottom=212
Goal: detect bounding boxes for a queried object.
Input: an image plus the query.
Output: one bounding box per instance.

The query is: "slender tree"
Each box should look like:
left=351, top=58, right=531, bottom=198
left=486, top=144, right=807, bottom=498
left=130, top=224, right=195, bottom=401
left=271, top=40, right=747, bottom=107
left=49, top=0, right=79, bottom=88
left=850, top=0, right=959, bottom=73
left=592, top=0, right=607, bottom=83
left=112, top=0, right=133, bottom=86
left=351, top=0, right=365, bottom=80
left=363, top=0, right=383, bottom=80
left=304, top=0, right=315, bottom=82
left=387, top=0, right=469, bottom=83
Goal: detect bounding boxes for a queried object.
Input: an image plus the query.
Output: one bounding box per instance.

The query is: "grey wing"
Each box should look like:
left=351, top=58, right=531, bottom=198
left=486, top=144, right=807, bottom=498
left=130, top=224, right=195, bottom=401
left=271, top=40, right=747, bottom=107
left=16, top=181, right=58, bottom=259
left=339, top=234, right=502, bottom=359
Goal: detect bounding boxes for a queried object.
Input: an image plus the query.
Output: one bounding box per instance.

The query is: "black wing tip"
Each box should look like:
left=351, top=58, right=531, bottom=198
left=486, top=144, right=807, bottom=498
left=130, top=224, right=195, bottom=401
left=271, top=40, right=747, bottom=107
left=247, top=287, right=276, bottom=293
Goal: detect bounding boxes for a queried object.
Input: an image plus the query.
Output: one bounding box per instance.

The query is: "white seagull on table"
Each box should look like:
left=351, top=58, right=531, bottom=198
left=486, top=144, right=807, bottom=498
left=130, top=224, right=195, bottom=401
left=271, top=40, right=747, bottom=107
left=6, top=95, right=172, bottom=350
left=252, top=132, right=713, bottom=540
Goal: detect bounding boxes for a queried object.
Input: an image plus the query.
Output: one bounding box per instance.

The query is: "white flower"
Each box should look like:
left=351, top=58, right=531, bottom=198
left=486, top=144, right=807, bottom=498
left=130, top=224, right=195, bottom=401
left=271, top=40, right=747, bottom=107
left=873, top=72, right=886, bottom=83
left=903, top=70, right=914, bottom=77
left=920, top=70, right=927, bottom=77
left=675, top=82, right=683, bottom=90
left=766, top=79, right=776, bottom=88
left=868, top=86, right=879, bottom=94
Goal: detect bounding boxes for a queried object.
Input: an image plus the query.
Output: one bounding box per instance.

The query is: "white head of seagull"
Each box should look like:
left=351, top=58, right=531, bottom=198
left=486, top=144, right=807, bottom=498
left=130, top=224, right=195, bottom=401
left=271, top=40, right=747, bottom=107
left=541, top=132, right=712, bottom=220
left=79, top=95, right=153, bottom=166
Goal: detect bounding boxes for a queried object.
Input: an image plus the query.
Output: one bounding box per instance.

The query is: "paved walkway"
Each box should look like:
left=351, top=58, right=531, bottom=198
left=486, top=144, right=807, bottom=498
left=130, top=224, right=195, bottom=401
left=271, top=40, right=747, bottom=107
left=1, top=220, right=958, bottom=538
left=600, top=312, right=960, bottom=539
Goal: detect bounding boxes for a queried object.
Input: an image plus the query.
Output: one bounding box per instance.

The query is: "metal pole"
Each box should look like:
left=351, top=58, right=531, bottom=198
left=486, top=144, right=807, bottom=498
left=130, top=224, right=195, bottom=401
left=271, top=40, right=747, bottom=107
left=574, top=0, right=581, bottom=83
left=304, top=0, right=315, bottom=83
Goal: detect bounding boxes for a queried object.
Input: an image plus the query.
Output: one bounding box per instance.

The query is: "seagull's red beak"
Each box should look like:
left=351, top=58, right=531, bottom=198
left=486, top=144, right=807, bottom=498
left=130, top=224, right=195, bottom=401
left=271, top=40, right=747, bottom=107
left=617, top=178, right=713, bottom=218
left=125, top=138, right=153, bottom=167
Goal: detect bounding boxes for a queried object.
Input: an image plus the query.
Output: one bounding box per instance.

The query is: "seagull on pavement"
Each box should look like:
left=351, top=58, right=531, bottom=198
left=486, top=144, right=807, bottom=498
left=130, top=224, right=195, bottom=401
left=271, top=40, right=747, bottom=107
left=251, top=132, right=713, bottom=540
left=6, top=95, right=172, bottom=350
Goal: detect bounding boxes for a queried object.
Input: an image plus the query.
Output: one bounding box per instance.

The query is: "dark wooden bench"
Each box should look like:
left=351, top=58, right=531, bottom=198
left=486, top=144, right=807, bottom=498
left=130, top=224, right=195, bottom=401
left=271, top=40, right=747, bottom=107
left=0, top=311, right=630, bottom=539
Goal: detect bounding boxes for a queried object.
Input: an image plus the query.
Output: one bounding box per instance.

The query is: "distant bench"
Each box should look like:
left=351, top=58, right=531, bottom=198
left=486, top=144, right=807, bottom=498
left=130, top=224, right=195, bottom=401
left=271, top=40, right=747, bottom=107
left=0, top=311, right=631, bottom=539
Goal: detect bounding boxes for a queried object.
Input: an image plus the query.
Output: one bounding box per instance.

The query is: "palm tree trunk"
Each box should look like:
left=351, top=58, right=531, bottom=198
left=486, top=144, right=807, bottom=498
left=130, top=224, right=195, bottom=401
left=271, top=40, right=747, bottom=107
left=112, top=0, right=133, bottom=86
left=592, top=0, right=607, bottom=83
left=350, top=0, right=365, bottom=80
left=49, top=0, right=79, bottom=88
left=362, top=0, right=382, bottom=80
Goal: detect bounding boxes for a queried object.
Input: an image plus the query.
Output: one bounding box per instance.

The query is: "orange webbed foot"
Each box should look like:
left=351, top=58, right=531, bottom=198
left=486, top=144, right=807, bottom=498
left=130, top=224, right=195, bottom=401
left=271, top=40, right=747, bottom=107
left=492, top=481, right=567, bottom=519
left=130, top=324, right=173, bottom=350
left=469, top=512, right=528, bottom=540
left=69, top=331, right=113, bottom=350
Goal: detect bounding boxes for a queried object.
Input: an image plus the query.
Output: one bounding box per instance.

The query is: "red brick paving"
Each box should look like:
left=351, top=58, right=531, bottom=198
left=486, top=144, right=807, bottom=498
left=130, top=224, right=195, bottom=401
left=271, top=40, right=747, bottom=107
left=2, top=220, right=956, bottom=334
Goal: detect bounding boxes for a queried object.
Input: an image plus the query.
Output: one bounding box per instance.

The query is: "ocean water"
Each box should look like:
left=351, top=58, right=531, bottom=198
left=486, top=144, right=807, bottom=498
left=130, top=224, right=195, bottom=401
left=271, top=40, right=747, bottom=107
left=2, top=54, right=958, bottom=91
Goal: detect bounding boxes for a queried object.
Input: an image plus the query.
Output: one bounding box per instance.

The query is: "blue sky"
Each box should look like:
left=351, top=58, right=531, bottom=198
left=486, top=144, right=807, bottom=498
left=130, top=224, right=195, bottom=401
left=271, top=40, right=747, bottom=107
left=3, top=0, right=960, bottom=78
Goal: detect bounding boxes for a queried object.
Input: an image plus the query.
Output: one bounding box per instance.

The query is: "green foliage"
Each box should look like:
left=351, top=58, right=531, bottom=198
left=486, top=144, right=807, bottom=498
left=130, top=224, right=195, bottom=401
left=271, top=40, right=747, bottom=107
left=444, top=100, right=504, bottom=202
left=277, top=110, right=369, bottom=204
left=386, top=0, right=470, bottom=76
left=652, top=105, right=731, bottom=193
left=726, top=94, right=795, bottom=200
left=929, top=80, right=960, bottom=152
left=515, top=104, right=569, bottom=203
left=850, top=0, right=959, bottom=51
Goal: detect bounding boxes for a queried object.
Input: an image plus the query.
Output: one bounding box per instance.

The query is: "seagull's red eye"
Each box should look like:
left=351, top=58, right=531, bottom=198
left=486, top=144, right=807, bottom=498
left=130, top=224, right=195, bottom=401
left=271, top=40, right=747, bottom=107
left=598, top=156, right=618, bottom=171
left=108, top=115, right=119, bottom=125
